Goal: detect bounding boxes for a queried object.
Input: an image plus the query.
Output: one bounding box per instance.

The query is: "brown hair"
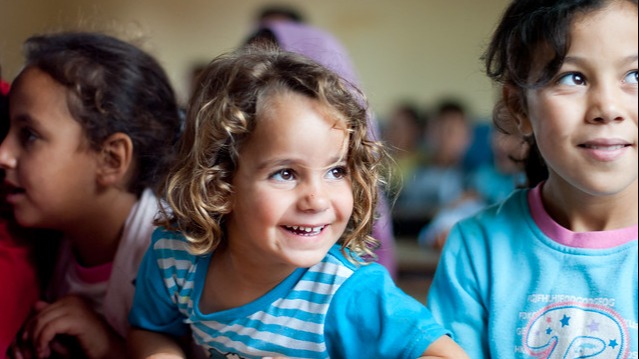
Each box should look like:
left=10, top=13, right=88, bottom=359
left=157, top=43, right=390, bottom=260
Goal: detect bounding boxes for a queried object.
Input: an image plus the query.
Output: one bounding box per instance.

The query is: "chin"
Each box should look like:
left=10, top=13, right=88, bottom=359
left=13, top=213, right=35, bottom=228
left=284, top=249, right=330, bottom=268
left=13, top=211, right=48, bottom=230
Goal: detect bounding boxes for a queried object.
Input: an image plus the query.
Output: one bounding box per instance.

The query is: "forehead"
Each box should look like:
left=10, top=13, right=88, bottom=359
left=244, top=90, right=347, bottom=154
left=563, top=1, right=638, bottom=70
left=256, top=88, right=347, bottom=128
left=526, top=2, right=637, bottom=76
left=571, top=0, right=638, bottom=39
left=10, top=67, right=69, bottom=115
left=9, top=67, right=87, bottom=141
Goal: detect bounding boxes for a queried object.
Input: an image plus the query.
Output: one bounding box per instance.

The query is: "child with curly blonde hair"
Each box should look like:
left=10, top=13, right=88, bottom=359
left=128, top=44, right=467, bottom=359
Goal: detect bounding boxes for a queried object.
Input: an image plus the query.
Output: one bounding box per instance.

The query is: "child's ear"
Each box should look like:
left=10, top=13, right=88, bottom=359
left=96, top=132, right=134, bottom=187
left=502, top=85, right=533, bottom=137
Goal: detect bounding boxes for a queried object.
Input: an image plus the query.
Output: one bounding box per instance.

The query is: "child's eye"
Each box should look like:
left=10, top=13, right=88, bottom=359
left=623, top=70, right=638, bottom=85
left=18, top=127, right=38, bottom=146
left=326, top=166, right=348, bottom=180
left=557, top=72, right=586, bottom=86
left=270, top=168, right=296, bottom=181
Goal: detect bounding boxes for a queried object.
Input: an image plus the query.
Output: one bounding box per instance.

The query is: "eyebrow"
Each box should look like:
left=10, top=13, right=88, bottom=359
left=563, top=54, right=638, bottom=66
left=11, top=113, right=37, bottom=127
left=256, top=155, right=347, bottom=171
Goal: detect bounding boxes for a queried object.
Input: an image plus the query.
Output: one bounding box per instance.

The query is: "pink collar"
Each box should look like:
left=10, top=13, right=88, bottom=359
left=528, top=183, right=637, bottom=249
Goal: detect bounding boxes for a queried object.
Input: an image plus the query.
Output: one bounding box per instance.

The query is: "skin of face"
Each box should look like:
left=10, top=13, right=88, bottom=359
left=519, top=1, right=638, bottom=230
left=429, top=112, right=471, bottom=166
left=386, top=108, right=421, bottom=154
left=0, top=67, right=100, bottom=229
left=225, top=90, right=354, bottom=275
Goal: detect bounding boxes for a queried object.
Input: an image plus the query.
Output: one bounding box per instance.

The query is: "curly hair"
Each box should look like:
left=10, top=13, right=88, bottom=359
left=20, top=31, right=182, bottom=196
left=157, top=43, right=390, bottom=260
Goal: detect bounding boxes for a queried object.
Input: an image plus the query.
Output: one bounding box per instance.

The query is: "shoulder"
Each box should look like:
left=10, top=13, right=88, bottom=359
left=441, top=188, right=531, bottom=256
left=322, top=246, right=399, bottom=299
left=324, top=255, right=448, bottom=357
left=151, top=227, right=192, bottom=252
left=300, top=246, right=359, bottom=291
left=150, top=227, right=199, bottom=267
left=299, top=246, right=390, bottom=299
left=455, top=188, right=529, bottom=231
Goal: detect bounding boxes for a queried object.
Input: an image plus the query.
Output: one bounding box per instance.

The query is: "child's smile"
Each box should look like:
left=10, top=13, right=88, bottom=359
left=577, top=138, right=634, bottom=163
left=523, top=0, right=638, bottom=202
left=226, top=89, right=353, bottom=271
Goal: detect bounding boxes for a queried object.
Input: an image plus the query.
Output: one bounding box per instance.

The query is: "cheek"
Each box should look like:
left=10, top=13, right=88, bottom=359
left=334, top=185, right=354, bottom=218
left=533, top=106, right=567, bottom=136
left=523, top=92, right=559, bottom=138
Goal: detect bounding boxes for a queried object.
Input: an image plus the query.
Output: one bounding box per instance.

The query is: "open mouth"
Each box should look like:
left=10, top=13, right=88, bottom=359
left=2, top=184, right=26, bottom=202
left=2, top=183, right=25, bottom=195
left=283, top=225, right=326, bottom=236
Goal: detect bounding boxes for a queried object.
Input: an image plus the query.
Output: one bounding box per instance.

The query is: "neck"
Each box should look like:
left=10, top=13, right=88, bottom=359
left=202, top=244, right=296, bottom=313
left=65, top=189, right=138, bottom=267
left=541, top=179, right=638, bottom=232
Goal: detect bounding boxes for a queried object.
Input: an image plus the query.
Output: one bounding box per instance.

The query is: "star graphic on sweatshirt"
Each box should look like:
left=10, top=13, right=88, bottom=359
left=586, top=320, right=600, bottom=333
left=609, top=339, right=618, bottom=349
left=560, top=314, right=571, bottom=327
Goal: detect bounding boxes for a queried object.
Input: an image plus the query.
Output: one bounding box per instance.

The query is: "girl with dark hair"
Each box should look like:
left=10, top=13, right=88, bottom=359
left=427, top=0, right=638, bottom=357
left=0, top=31, right=182, bottom=358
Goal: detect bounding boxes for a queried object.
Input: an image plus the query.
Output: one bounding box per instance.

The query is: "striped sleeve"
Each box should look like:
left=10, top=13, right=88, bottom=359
left=128, top=228, right=192, bottom=336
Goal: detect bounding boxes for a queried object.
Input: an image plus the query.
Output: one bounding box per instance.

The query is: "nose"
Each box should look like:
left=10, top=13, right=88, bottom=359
left=585, top=82, right=626, bottom=124
left=0, top=136, right=17, bottom=170
left=298, top=179, right=330, bottom=213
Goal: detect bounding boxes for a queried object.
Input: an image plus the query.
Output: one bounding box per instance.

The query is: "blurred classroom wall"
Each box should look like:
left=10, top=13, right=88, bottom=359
left=0, top=0, right=510, bottom=121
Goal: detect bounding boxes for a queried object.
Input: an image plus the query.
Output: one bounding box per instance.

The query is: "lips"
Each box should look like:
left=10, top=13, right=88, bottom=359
left=579, top=138, right=631, bottom=149
left=578, top=139, right=633, bottom=162
left=2, top=182, right=25, bottom=204
left=579, top=144, right=628, bottom=150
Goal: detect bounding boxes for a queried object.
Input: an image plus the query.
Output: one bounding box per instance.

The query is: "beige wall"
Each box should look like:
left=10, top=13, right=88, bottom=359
left=0, top=0, right=509, bottom=121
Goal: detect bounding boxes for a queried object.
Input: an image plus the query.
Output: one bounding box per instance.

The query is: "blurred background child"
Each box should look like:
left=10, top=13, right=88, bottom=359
left=392, top=100, right=473, bottom=236
left=418, top=102, right=526, bottom=250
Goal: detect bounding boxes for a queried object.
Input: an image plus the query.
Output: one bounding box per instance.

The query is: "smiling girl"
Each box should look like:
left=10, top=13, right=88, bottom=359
left=128, top=44, right=468, bottom=359
left=427, top=0, right=638, bottom=357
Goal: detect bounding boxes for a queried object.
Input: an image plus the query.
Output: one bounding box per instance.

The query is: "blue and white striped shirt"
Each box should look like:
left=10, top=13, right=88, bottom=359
left=130, top=227, right=448, bottom=359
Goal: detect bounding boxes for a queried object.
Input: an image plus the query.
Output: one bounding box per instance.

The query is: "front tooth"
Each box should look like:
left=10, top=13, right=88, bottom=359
left=292, top=226, right=298, bottom=230
left=304, top=227, right=311, bottom=232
